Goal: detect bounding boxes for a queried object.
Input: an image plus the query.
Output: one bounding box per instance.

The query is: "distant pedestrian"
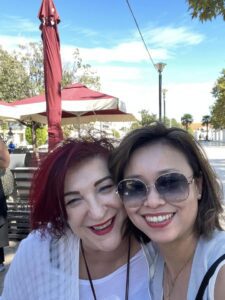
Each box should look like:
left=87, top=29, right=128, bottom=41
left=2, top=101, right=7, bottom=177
left=8, top=142, right=15, bottom=154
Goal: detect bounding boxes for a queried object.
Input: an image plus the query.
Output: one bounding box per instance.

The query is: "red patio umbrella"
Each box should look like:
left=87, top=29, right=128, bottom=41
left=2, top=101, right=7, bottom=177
left=38, top=0, right=63, bottom=150
left=11, top=83, right=136, bottom=124
left=0, top=100, right=20, bottom=119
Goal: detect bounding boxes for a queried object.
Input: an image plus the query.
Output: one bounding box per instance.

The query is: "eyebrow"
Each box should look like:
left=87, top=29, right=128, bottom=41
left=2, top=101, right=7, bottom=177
left=94, top=175, right=112, bottom=187
left=64, top=191, right=80, bottom=197
left=125, top=169, right=180, bottom=179
left=64, top=175, right=112, bottom=197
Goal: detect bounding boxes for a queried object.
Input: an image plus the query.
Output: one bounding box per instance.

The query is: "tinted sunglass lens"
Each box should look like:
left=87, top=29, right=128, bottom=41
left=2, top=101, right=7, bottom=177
left=117, top=179, right=147, bottom=205
left=156, top=173, right=189, bottom=202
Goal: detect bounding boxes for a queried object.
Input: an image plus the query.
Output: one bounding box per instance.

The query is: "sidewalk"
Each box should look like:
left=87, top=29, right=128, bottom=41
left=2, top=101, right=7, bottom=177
left=0, top=241, right=19, bottom=294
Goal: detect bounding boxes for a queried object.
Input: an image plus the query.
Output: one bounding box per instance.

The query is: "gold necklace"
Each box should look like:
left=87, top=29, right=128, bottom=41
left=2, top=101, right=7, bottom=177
left=164, top=255, right=193, bottom=300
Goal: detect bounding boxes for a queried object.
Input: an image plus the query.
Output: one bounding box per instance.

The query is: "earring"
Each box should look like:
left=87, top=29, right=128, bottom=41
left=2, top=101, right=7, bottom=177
left=197, top=194, right=202, bottom=199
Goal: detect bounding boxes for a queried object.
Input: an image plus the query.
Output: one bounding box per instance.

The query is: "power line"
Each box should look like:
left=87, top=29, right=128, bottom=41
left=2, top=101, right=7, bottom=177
left=125, top=0, right=156, bottom=70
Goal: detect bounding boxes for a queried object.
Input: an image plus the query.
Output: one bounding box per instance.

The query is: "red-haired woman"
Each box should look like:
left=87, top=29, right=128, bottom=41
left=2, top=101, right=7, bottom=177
left=1, top=138, right=154, bottom=300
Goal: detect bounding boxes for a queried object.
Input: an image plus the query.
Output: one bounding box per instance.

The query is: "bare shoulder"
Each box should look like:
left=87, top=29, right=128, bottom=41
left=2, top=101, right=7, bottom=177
left=214, top=264, right=225, bottom=300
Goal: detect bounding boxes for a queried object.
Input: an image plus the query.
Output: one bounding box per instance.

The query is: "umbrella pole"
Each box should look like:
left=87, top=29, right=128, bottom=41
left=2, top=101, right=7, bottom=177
left=78, top=116, right=81, bottom=138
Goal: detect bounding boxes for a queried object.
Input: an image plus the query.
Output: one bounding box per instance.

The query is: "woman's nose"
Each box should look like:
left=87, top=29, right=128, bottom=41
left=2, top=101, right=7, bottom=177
left=88, top=199, right=106, bottom=220
left=143, top=186, right=166, bottom=208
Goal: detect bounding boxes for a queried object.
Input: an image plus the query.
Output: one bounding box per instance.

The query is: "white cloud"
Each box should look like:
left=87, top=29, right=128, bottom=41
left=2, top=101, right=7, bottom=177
left=61, top=41, right=168, bottom=64
left=143, top=25, right=204, bottom=48
left=0, top=15, right=38, bottom=34
left=0, top=35, right=39, bottom=52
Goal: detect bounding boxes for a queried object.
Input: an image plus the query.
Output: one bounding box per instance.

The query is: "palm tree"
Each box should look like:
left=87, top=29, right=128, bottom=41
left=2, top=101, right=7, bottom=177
left=202, top=115, right=211, bottom=141
left=181, top=114, right=193, bottom=131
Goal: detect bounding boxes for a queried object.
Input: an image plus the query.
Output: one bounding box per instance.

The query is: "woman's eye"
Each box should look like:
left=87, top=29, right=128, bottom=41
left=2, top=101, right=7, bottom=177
left=98, top=184, right=115, bottom=193
left=66, top=197, right=82, bottom=206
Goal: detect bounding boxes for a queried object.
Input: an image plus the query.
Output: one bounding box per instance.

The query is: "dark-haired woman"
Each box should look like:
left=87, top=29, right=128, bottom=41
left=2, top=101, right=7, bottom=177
left=109, top=123, right=225, bottom=300
left=1, top=138, right=153, bottom=300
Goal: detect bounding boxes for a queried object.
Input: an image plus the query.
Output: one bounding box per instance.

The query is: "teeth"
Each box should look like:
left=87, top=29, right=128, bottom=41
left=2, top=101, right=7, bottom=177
left=92, top=219, right=112, bottom=231
left=145, top=214, right=173, bottom=223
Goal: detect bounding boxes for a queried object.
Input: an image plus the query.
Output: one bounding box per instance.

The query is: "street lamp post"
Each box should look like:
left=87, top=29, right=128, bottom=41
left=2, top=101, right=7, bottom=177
left=162, top=88, right=168, bottom=124
left=155, top=62, right=166, bottom=122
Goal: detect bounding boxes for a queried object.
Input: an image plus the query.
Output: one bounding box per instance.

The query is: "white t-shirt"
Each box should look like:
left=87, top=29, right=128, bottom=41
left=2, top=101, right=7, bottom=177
left=150, top=230, right=225, bottom=300
left=79, top=248, right=151, bottom=300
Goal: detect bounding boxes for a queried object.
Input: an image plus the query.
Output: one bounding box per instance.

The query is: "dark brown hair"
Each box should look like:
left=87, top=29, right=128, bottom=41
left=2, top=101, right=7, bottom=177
left=109, top=123, right=223, bottom=238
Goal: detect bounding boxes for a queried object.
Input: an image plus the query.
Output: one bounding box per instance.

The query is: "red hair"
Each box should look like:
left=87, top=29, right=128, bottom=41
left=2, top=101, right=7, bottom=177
left=30, top=138, right=114, bottom=237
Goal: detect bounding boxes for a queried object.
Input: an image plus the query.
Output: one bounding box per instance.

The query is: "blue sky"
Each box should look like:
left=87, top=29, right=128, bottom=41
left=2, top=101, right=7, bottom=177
left=1, top=0, right=225, bottom=122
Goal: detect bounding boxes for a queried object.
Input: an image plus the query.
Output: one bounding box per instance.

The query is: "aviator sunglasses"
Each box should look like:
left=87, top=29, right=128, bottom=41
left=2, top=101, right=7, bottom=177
left=116, top=172, right=194, bottom=207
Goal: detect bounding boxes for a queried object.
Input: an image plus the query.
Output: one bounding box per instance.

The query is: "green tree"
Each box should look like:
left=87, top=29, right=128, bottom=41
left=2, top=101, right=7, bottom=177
left=61, top=48, right=101, bottom=90
left=16, top=42, right=44, bottom=96
left=16, top=43, right=101, bottom=94
left=130, top=109, right=157, bottom=130
left=201, top=115, right=211, bottom=141
left=0, top=47, right=31, bottom=102
left=15, top=43, right=101, bottom=135
left=111, top=128, right=120, bottom=139
left=210, top=69, right=225, bottom=128
left=0, top=121, right=8, bottom=140
left=187, top=0, right=225, bottom=21
left=140, top=110, right=157, bottom=126
left=25, top=124, right=47, bottom=147
left=181, top=113, right=193, bottom=131
left=170, top=118, right=182, bottom=128
left=0, top=42, right=101, bottom=103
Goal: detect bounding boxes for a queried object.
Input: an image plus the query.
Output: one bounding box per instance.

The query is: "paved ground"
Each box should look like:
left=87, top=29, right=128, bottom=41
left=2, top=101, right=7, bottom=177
left=0, top=141, right=225, bottom=294
left=201, top=141, right=225, bottom=195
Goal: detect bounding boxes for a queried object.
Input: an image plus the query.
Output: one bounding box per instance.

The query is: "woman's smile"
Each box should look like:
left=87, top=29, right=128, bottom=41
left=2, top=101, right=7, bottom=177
left=144, top=213, right=174, bottom=228
left=89, top=216, right=115, bottom=235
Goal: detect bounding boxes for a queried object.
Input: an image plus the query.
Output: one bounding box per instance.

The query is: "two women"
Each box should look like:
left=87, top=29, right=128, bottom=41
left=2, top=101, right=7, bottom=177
left=3, top=123, right=224, bottom=299
left=109, top=123, right=225, bottom=299
left=1, top=138, right=152, bottom=300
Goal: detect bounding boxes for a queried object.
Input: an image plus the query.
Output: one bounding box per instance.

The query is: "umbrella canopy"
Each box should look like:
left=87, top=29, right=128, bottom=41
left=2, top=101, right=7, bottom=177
left=38, top=0, right=63, bottom=150
left=0, top=101, right=20, bottom=120
left=11, top=83, right=136, bottom=125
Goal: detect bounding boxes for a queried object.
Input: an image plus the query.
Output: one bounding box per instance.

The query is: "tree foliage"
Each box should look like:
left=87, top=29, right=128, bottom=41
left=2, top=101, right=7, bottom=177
left=202, top=115, right=211, bottom=140
left=0, top=47, right=31, bottom=102
left=0, top=42, right=101, bottom=103
left=210, top=69, right=225, bottom=128
left=202, top=115, right=211, bottom=126
left=181, top=113, right=193, bottom=130
left=0, top=42, right=102, bottom=140
left=16, top=42, right=45, bottom=96
left=170, top=118, right=182, bottom=128
left=25, top=124, right=47, bottom=147
left=63, top=48, right=101, bottom=91
left=187, top=0, right=225, bottom=21
left=130, top=109, right=157, bottom=130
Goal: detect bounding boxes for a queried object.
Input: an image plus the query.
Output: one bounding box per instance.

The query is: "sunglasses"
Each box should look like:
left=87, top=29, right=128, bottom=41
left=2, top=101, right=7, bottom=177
left=116, top=172, right=194, bottom=207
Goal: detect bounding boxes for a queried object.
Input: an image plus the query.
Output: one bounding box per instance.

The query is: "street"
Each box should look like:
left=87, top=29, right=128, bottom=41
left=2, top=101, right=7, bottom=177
left=202, top=141, right=225, bottom=200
